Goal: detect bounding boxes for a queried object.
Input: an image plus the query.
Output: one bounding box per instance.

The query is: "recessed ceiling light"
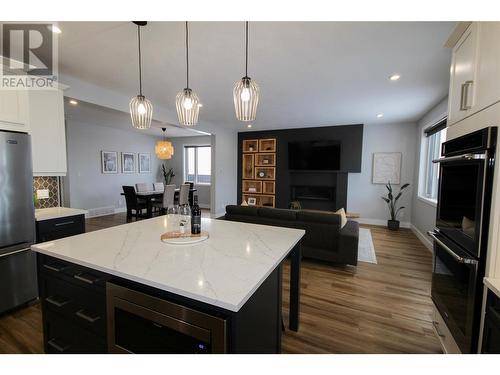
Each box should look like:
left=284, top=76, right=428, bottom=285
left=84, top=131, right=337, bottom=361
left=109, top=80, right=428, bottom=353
left=389, top=74, right=401, bottom=81
left=377, top=113, right=384, bottom=118
left=247, top=124, right=252, bottom=128
left=50, top=25, right=62, bottom=34
left=69, top=99, right=78, bottom=105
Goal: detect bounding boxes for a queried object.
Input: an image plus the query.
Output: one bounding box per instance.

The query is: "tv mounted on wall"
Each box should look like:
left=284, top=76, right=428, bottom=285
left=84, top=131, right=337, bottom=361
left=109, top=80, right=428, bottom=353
left=288, top=140, right=341, bottom=170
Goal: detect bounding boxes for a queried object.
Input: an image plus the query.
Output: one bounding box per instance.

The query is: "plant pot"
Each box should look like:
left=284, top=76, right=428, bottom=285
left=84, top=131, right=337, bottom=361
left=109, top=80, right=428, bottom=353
left=387, top=220, right=400, bottom=231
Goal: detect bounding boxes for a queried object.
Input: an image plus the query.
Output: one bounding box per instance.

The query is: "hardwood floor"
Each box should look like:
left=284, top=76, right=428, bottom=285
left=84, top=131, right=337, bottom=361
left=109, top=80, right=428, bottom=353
left=0, top=213, right=442, bottom=354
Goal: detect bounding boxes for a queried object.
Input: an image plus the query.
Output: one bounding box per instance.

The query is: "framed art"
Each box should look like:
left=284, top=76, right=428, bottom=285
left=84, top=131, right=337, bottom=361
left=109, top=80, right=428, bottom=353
left=138, top=153, right=151, bottom=173
left=101, top=151, right=118, bottom=174
left=372, top=152, right=402, bottom=184
left=121, top=152, right=136, bottom=173
left=247, top=197, right=257, bottom=206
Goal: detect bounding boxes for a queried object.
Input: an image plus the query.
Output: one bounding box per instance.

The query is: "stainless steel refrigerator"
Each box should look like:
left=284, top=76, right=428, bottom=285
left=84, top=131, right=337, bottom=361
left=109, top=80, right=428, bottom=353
left=0, top=130, right=37, bottom=314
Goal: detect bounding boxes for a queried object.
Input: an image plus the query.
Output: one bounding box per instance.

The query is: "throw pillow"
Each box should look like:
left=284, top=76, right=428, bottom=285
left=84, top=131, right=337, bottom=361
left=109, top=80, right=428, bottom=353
left=336, top=208, right=347, bottom=228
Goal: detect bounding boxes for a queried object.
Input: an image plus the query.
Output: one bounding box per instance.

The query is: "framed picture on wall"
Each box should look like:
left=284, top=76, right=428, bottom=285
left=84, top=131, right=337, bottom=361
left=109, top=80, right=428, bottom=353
left=101, top=151, right=118, bottom=174
left=138, top=153, right=151, bottom=173
left=372, top=152, right=402, bottom=184
left=121, top=152, right=136, bottom=173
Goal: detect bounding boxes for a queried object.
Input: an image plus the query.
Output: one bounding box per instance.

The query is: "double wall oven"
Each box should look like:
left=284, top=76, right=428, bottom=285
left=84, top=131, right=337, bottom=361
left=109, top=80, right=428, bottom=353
left=429, top=127, right=497, bottom=353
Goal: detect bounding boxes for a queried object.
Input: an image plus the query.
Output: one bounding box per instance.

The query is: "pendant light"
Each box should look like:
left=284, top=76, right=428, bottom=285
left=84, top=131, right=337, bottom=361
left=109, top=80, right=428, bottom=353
left=233, top=21, right=260, bottom=122
left=130, top=21, right=153, bottom=130
left=176, top=22, right=200, bottom=126
left=155, top=128, right=174, bottom=159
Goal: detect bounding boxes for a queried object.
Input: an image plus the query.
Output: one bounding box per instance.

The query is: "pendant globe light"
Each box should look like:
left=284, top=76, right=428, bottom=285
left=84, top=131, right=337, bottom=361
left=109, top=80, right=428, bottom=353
left=233, top=22, right=259, bottom=122
left=130, top=21, right=153, bottom=130
left=155, top=128, right=174, bottom=160
left=176, top=22, right=200, bottom=126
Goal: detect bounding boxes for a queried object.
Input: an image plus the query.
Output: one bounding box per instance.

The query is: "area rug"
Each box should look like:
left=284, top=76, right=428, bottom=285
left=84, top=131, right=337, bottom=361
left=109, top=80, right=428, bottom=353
left=358, top=228, right=377, bottom=264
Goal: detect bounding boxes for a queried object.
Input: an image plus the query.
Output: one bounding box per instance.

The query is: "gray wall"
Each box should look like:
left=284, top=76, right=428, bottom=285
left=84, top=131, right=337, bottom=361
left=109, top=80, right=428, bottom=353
left=163, top=135, right=212, bottom=208
left=347, top=122, right=417, bottom=226
left=212, top=131, right=238, bottom=217
left=64, top=120, right=163, bottom=213
left=411, top=97, right=448, bottom=249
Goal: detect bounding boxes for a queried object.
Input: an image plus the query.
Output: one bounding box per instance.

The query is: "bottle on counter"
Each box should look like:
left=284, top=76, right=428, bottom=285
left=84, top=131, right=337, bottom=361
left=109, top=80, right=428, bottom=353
left=191, top=195, right=201, bottom=235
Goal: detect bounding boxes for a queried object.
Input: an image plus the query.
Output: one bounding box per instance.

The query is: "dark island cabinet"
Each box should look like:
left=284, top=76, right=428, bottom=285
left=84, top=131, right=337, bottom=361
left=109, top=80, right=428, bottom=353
left=38, top=254, right=111, bottom=353
left=36, top=214, right=85, bottom=243
left=37, top=253, right=283, bottom=354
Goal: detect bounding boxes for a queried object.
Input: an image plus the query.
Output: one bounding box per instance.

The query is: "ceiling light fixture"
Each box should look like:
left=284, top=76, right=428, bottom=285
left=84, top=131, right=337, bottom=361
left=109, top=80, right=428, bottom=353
left=69, top=99, right=78, bottom=105
left=129, top=21, right=153, bottom=130
left=389, top=74, right=401, bottom=81
left=155, top=128, right=174, bottom=160
left=377, top=113, right=384, bottom=118
left=247, top=124, right=252, bottom=128
left=233, top=22, right=259, bottom=122
left=176, top=21, right=200, bottom=127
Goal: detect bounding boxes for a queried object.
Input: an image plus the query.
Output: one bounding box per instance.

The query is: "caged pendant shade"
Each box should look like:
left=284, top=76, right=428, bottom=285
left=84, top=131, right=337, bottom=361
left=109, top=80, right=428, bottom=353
left=155, top=128, right=174, bottom=160
left=176, top=21, right=201, bottom=126
left=130, top=21, right=153, bottom=130
left=233, top=22, right=260, bottom=122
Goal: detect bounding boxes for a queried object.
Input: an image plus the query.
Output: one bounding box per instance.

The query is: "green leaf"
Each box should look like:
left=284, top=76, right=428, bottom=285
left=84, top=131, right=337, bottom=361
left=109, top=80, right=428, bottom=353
left=394, top=192, right=403, bottom=202
left=381, top=197, right=390, bottom=203
left=400, top=183, right=410, bottom=190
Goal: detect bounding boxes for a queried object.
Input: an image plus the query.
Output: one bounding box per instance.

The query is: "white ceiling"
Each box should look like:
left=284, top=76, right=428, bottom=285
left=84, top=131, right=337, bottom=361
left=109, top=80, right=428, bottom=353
left=64, top=98, right=209, bottom=138
left=57, top=21, right=455, bottom=130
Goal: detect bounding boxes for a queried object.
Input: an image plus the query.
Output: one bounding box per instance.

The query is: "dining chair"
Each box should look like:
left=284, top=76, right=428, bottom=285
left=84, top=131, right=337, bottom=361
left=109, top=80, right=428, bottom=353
left=122, top=186, right=147, bottom=222
left=153, top=184, right=176, bottom=214
left=135, top=183, right=150, bottom=193
left=184, top=181, right=194, bottom=206
left=179, top=183, right=190, bottom=206
left=153, top=182, right=165, bottom=192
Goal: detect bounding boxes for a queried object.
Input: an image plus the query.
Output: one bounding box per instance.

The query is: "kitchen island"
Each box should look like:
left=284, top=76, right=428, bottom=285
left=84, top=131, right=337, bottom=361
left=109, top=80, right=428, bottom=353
left=31, top=217, right=304, bottom=354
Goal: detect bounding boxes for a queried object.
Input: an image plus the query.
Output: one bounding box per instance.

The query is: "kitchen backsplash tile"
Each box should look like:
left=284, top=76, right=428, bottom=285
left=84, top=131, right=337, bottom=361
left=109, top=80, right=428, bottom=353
left=33, top=176, right=60, bottom=208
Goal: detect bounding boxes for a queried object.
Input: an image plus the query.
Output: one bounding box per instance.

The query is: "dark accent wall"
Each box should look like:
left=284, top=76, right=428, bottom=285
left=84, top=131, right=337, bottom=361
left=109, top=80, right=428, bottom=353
left=237, top=124, right=363, bottom=210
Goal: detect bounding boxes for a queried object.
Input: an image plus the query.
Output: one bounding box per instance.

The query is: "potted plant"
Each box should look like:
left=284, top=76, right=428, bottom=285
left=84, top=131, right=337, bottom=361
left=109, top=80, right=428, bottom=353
left=162, top=164, right=175, bottom=185
left=381, top=182, right=410, bottom=230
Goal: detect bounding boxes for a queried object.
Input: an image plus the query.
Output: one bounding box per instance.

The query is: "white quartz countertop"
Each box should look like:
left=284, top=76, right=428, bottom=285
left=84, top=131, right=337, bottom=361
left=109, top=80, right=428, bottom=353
left=35, top=207, right=88, bottom=221
left=484, top=277, right=500, bottom=298
left=31, top=217, right=305, bottom=312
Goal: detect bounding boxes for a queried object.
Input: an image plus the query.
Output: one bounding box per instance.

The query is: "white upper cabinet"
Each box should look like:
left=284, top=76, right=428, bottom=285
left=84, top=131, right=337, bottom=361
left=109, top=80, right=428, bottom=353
left=0, top=90, right=30, bottom=132
left=448, top=23, right=478, bottom=125
left=448, top=22, right=500, bottom=126
left=474, top=22, right=500, bottom=113
left=29, top=89, right=67, bottom=176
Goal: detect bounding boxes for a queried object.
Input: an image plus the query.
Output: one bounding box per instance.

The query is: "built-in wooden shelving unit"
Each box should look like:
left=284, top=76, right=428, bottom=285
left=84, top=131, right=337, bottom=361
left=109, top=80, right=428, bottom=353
left=241, top=138, right=276, bottom=208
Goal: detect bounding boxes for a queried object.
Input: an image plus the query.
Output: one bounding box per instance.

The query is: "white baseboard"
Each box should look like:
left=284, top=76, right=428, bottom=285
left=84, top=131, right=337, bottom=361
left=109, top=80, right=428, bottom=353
left=410, top=224, right=433, bottom=253
left=85, top=206, right=126, bottom=218
left=354, top=217, right=411, bottom=229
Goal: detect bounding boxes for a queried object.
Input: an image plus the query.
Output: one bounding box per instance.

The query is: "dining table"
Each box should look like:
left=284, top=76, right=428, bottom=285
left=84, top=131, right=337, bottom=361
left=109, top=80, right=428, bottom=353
left=121, top=188, right=197, bottom=219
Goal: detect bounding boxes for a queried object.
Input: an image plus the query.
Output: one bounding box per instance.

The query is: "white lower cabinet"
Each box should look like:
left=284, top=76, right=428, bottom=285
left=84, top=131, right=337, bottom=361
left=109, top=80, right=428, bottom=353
left=30, top=89, right=67, bottom=176
left=0, top=89, right=30, bottom=132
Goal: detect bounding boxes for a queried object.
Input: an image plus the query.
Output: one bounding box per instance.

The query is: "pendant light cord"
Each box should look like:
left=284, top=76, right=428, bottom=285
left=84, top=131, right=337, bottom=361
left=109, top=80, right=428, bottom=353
left=137, top=24, right=143, bottom=96
left=185, top=21, right=189, bottom=89
left=245, top=21, right=249, bottom=77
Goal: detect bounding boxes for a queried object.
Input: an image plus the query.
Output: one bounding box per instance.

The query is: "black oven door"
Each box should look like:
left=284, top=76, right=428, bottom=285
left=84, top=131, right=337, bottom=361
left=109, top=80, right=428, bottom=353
left=435, top=154, right=486, bottom=257
left=430, top=231, right=479, bottom=353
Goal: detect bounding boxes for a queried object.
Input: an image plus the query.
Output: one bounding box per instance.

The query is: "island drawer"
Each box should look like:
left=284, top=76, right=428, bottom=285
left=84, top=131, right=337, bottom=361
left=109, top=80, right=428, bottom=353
left=40, top=273, right=106, bottom=338
left=36, top=214, right=85, bottom=243
left=38, top=254, right=111, bottom=292
left=44, top=310, right=106, bottom=354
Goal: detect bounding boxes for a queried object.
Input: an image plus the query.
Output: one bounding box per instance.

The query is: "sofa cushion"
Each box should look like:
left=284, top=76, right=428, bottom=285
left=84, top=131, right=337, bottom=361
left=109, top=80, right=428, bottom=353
left=296, top=210, right=341, bottom=225
left=258, top=207, right=297, bottom=221
left=226, top=205, right=259, bottom=217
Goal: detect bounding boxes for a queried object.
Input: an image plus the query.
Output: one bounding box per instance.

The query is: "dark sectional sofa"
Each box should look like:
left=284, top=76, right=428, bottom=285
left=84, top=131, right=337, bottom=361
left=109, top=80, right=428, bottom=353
left=223, top=205, right=359, bottom=266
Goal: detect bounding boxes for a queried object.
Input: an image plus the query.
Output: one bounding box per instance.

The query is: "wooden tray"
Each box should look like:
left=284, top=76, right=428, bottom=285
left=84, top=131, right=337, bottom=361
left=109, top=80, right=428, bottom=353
left=160, top=231, right=209, bottom=245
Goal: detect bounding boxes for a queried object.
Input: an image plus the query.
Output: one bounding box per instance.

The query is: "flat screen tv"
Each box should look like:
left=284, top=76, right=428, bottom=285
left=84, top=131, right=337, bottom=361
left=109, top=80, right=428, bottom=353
left=288, top=140, right=341, bottom=170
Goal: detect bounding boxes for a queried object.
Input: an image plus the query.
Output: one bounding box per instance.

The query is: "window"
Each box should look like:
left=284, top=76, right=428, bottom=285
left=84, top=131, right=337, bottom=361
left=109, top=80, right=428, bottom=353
left=419, top=118, right=447, bottom=203
left=184, top=146, right=211, bottom=184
